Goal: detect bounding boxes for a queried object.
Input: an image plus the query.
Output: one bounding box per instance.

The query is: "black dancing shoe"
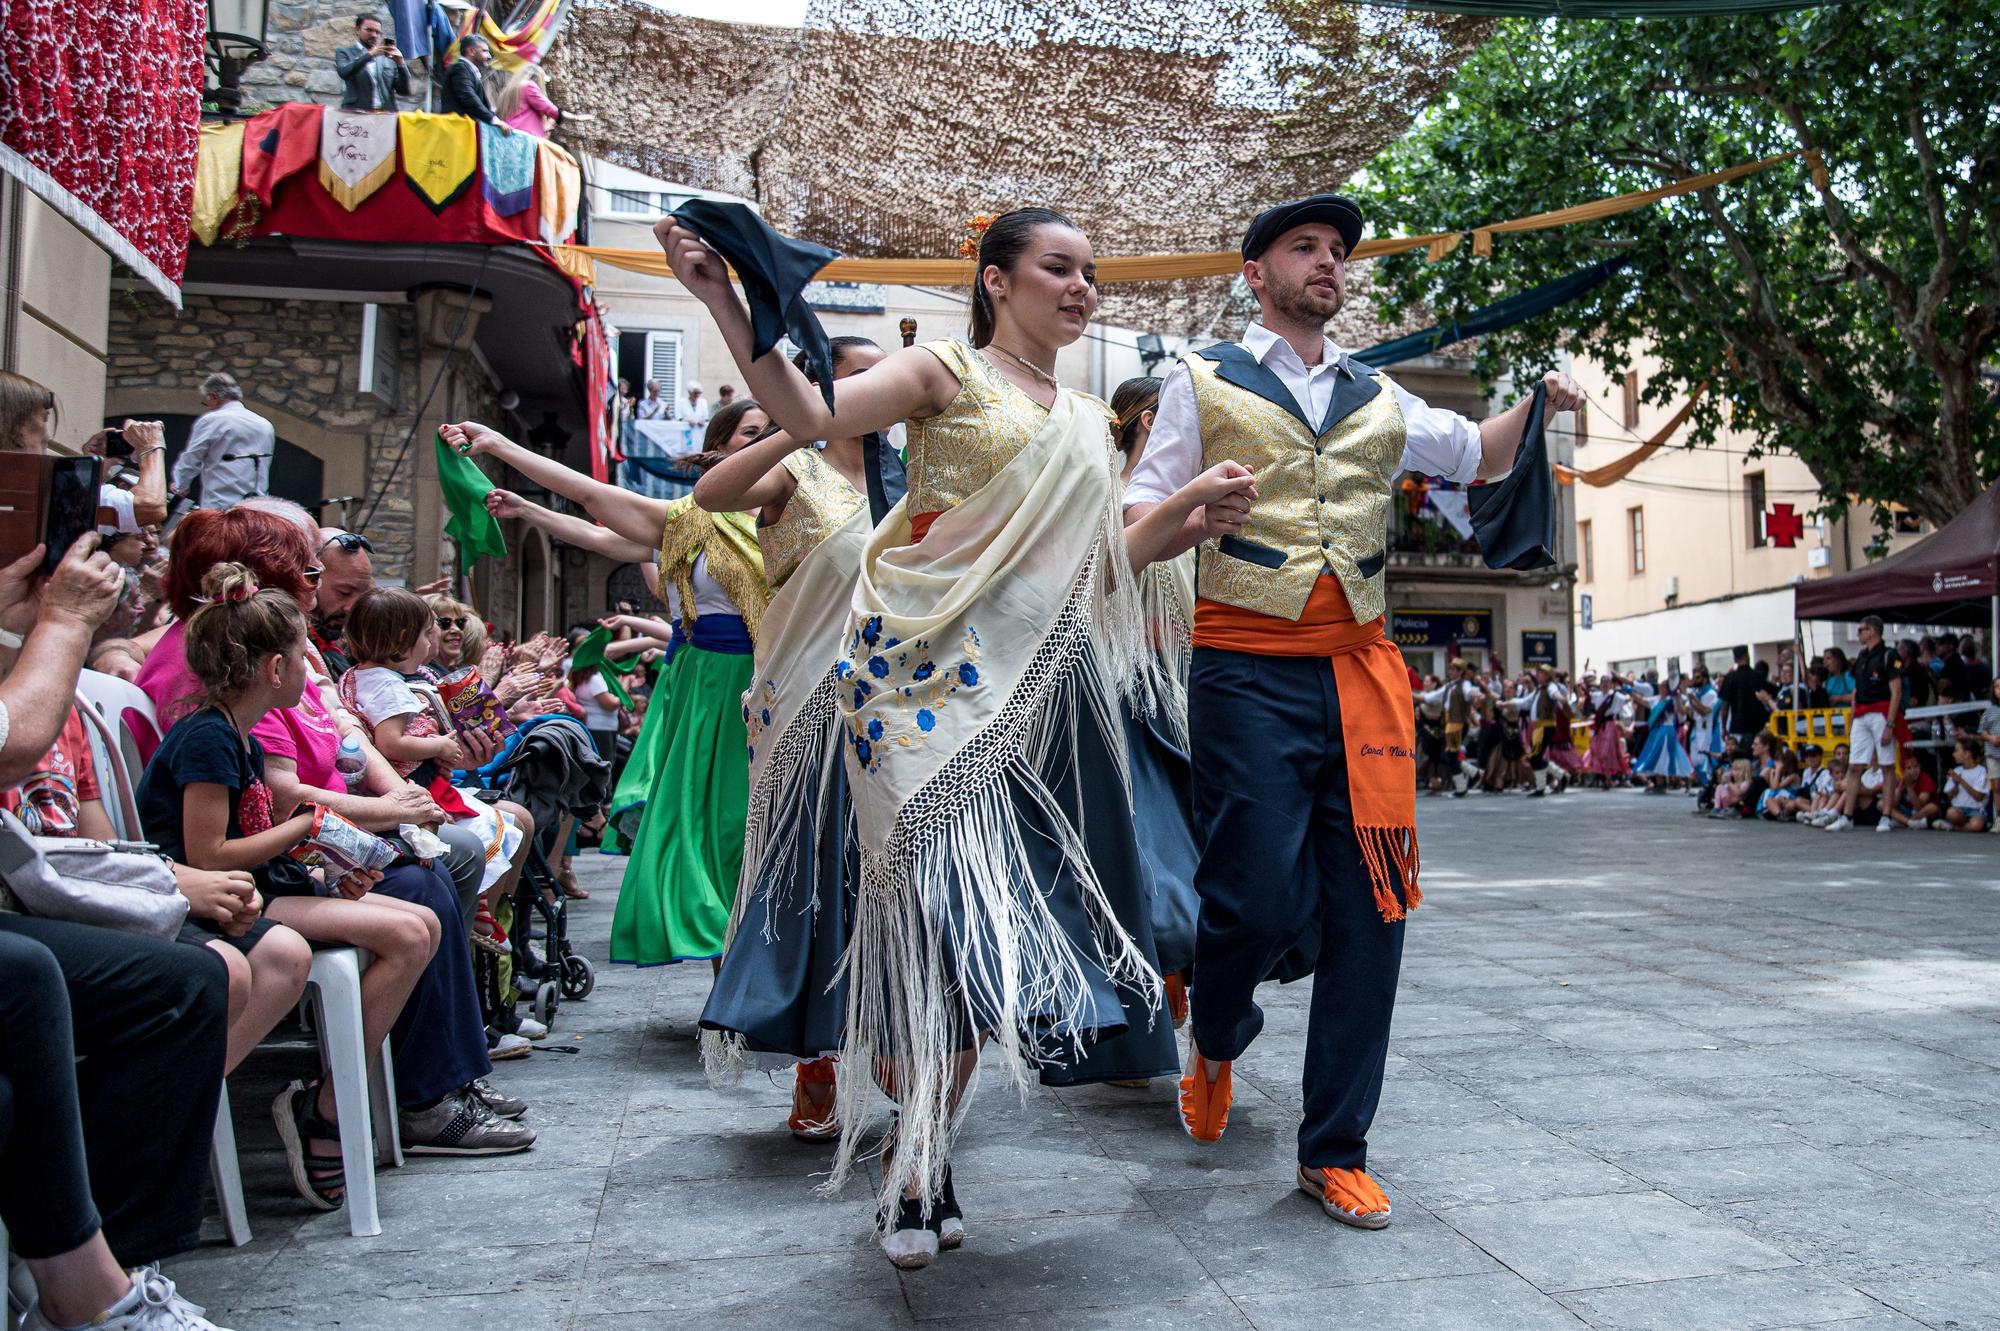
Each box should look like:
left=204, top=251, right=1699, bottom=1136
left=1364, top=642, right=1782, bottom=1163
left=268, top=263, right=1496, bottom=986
left=933, top=1166, right=964, bottom=1250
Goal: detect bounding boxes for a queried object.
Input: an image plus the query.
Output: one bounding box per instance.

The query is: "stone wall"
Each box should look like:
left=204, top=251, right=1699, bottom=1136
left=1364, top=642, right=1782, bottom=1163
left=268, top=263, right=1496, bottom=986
left=242, top=0, right=440, bottom=113
left=105, top=291, right=503, bottom=585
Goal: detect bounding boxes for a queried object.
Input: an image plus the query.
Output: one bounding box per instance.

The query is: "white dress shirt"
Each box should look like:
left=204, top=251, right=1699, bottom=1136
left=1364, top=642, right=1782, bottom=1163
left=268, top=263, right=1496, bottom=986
left=173, top=399, right=275, bottom=509
left=1124, top=323, right=1486, bottom=509
left=634, top=396, right=668, bottom=420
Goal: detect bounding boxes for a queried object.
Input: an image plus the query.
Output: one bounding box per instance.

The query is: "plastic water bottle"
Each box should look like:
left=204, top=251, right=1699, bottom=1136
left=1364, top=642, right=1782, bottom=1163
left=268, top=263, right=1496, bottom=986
left=335, top=735, right=367, bottom=793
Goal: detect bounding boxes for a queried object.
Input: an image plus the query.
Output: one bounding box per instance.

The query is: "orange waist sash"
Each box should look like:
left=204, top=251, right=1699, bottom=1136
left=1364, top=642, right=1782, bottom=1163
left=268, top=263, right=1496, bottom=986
left=1192, top=575, right=1420, bottom=923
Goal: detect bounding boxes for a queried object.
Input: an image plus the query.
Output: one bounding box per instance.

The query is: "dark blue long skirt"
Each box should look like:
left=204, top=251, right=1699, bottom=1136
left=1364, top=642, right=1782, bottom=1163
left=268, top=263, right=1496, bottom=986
left=1123, top=700, right=1199, bottom=978
left=699, top=761, right=854, bottom=1061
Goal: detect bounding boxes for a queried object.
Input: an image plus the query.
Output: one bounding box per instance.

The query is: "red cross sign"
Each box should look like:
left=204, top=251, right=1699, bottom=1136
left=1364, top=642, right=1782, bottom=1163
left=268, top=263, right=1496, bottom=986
left=1766, top=503, right=1804, bottom=548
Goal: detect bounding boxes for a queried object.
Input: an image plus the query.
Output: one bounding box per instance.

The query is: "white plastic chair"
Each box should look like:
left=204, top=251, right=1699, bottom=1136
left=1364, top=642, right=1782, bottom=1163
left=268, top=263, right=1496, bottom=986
left=304, top=947, right=402, bottom=1237
left=74, top=669, right=159, bottom=775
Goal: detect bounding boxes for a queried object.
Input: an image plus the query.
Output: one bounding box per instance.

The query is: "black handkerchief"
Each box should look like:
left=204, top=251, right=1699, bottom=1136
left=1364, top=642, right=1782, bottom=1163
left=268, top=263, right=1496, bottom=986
left=861, top=430, right=907, bottom=526
left=669, top=199, right=840, bottom=408
left=1469, top=381, right=1557, bottom=571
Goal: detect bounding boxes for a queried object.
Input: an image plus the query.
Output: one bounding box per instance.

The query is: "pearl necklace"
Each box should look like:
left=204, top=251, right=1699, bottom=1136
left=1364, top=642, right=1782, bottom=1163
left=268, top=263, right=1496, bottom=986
left=984, top=343, right=1060, bottom=391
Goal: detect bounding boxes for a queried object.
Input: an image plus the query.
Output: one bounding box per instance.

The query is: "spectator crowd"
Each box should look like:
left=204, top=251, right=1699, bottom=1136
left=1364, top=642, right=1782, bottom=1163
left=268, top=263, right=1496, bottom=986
left=1412, top=619, right=1998, bottom=836
left=0, top=370, right=657, bottom=1331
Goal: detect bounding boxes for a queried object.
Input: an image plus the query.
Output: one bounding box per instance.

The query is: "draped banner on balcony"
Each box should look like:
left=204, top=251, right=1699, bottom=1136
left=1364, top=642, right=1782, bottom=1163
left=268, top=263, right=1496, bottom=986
left=319, top=109, right=399, bottom=211
left=243, top=102, right=322, bottom=205
left=190, top=104, right=595, bottom=290
left=0, top=0, right=206, bottom=303
left=400, top=112, right=479, bottom=213
left=480, top=122, right=537, bottom=217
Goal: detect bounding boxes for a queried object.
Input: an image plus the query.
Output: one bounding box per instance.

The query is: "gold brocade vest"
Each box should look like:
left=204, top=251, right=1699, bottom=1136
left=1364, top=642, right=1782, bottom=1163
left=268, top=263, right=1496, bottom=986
left=655, top=496, right=769, bottom=641
left=1184, top=346, right=1406, bottom=625
left=758, top=447, right=866, bottom=590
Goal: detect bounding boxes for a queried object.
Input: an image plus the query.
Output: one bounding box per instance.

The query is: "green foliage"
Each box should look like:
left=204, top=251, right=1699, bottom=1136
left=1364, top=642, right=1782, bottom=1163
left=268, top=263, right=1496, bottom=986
left=1339, top=2, right=2000, bottom=526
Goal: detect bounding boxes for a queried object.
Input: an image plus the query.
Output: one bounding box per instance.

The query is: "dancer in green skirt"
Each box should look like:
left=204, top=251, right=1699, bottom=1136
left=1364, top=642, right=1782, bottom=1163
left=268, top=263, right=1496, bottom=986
left=447, top=405, right=775, bottom=964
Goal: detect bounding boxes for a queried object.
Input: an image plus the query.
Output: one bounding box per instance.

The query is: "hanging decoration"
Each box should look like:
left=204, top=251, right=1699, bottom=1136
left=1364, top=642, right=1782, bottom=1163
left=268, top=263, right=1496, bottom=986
left=0, top=0, right=207, bottom=304
left=399, top=111, right=480, bottom=214
left=318, top=109, right=400, bottom=212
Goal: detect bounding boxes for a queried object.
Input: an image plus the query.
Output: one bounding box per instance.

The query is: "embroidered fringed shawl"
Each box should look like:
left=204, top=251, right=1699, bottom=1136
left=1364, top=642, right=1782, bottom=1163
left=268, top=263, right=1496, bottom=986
left=827, top=386, right=1161, bottom=1221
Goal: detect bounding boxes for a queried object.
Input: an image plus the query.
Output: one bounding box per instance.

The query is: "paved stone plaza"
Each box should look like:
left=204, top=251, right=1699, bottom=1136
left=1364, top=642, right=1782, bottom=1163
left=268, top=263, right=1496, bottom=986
left=162, top=791, right=2000, bottom=1330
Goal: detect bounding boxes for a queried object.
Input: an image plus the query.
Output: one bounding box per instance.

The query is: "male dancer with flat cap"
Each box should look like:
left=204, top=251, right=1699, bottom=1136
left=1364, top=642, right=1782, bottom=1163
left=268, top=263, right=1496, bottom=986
left=1123, top=194, right=1584, bottom=1228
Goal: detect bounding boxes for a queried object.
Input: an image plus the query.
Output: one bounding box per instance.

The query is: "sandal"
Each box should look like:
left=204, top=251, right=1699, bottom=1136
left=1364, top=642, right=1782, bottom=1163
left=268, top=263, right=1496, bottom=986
left=557, top=868, right=589, bottom=900
left=271, top=1079, right=346, bottom=1211
left=472, top=901, right=509, bottom=955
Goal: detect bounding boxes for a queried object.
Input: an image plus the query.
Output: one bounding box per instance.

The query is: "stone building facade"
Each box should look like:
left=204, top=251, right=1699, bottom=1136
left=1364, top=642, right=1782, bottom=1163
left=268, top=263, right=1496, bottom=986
left=241, top=0, right=443, bottom=114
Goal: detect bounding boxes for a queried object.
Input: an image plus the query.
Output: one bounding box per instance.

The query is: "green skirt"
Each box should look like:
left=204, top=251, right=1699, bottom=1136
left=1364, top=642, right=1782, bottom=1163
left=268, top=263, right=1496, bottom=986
left=608, top=643, right=752, bottom=965
left=599, top=671, right=670, bottom=857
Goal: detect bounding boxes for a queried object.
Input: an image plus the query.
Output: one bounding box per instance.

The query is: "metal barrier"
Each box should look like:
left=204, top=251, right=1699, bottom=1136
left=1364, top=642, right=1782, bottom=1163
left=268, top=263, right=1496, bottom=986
left=1770, top=708, right=1852, bottom=749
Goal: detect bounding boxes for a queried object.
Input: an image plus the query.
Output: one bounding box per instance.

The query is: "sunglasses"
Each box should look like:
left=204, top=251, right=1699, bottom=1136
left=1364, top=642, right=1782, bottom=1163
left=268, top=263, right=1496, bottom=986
left=318, top=532, right=373, bottom=555
left=436, top=615, right=468, bottom=630
left=303, top=566, right=323, bottom=586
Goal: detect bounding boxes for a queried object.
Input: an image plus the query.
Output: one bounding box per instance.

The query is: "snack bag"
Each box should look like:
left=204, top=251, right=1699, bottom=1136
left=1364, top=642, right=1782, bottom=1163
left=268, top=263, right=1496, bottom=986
left=437, top=666, right=517, bottom=740
left=287, top=806, right=399, bottom=880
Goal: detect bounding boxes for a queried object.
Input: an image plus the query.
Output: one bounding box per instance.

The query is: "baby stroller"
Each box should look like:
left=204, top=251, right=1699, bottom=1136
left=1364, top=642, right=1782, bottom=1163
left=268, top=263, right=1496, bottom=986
left=469, top=713, right=611, bottom=1030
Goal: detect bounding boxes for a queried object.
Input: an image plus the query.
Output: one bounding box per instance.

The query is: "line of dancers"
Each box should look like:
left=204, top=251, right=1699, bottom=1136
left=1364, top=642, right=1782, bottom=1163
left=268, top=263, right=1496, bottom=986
left=449, top=194, right=1586, bottom=1268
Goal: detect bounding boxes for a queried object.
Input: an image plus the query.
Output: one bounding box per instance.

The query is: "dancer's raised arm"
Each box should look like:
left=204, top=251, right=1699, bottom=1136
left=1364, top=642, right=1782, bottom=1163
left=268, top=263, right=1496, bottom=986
left=654, top=220, right=958, bottom=442
left=443, top=421, right=670, bottom=549
left=485, top=488, right=657, bottom=563
left=692, top=428, right=806, bottom=519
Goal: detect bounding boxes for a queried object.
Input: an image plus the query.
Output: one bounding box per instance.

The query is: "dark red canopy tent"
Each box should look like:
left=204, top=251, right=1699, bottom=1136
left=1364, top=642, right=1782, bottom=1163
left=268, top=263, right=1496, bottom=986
left=1794, top=477, right=2000, bottom=628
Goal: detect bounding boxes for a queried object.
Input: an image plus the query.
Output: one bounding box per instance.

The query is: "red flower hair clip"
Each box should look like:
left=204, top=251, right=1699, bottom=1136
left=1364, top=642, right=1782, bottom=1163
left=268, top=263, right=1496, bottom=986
left=958, top=213, right=997, bottom=259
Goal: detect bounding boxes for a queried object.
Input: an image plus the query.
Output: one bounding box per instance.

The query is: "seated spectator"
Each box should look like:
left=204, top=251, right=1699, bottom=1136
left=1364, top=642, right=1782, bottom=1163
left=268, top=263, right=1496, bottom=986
left=1960, top=635, right=1991, bottom=700
left=2, top=931, right=231, bottom=1331
left=1756, top=752, right=1802, bottom=821
left=1803, top=744, right=1850, bottom=825
left=1939, top=737, right=1990, bottom=832
left=1880, top=762, right=1940, bottom=832
left=1770, top=743, right=1830, bottom=822
left=1710, top=756, right=1757, bottom=817
left=0, top=530, right=233, bottom=1327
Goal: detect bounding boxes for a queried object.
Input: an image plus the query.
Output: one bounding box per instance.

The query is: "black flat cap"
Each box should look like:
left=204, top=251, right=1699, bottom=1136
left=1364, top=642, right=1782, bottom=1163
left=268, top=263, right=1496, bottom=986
left=1241, top=193, right=1365, bottom=262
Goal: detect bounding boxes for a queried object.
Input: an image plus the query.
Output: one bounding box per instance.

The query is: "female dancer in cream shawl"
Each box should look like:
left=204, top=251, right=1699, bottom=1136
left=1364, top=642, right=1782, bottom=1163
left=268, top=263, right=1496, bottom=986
left=657, top=207, right=1257, bottom=1269
left=692, top=338, right=894, bottom=1143
left=444, top=406, right=774, bottom=967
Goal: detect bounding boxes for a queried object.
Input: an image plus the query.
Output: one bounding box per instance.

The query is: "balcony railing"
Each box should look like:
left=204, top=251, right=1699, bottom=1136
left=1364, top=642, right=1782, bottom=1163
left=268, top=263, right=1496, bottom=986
left=1390, top=505, right=1483, bottom=568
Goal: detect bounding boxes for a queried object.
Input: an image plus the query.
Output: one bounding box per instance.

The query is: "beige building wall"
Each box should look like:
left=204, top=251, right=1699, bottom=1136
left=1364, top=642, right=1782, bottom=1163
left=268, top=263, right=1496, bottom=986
left=1569, top=347, right=1931, bottom=674
left=2, top=185, right=112, bottom=445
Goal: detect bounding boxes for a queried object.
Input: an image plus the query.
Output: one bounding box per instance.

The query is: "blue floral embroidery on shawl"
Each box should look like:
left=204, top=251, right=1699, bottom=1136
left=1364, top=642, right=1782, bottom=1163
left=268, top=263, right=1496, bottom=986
left=844, top=626, right=985, bottom=773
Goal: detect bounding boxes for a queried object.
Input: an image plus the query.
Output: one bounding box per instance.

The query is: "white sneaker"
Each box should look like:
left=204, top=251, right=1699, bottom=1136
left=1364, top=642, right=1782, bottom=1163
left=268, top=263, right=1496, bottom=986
left=1876, top=820, right=1895, bottom=833
left=515, top=1016, right=549, bottom=1041
left=23, top=1268, right=234, bottom=1331
left=1823, top=816, right=1853, bottom=832
left=491, top=1032, right=532, bottom=1060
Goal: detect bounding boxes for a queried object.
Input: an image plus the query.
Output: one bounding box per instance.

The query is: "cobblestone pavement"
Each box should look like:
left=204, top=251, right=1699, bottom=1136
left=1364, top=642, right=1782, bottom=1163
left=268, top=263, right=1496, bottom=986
left=163, top=791, right=2000, bottom=1330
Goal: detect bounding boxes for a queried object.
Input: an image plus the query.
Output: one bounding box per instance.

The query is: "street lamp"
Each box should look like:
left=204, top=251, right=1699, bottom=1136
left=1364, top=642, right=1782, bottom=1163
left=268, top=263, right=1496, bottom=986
left=206, top=0, right=270, bottom=121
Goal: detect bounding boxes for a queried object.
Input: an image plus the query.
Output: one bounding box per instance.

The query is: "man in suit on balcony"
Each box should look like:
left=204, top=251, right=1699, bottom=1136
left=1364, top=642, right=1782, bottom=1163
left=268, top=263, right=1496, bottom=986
left=335, top=15, right=409, bottom=112
left=439, top=35, right=513, bottom=134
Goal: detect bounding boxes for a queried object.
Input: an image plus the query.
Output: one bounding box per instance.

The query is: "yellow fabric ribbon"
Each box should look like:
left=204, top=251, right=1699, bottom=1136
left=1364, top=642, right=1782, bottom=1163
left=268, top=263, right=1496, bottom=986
left=559, top=149, right=1808, bottom=284
left=1554, top=382, right=1710, bottom=487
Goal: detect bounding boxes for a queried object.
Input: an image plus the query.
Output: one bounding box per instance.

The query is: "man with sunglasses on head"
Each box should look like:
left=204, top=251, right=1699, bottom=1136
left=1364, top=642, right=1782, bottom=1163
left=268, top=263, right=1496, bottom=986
left=311, top=528, right=375, bottom=679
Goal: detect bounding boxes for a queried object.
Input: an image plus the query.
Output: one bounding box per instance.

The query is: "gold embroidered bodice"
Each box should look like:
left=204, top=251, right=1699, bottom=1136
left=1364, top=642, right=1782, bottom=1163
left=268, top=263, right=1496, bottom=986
left=905, top=340, right=1053, bottom=516
left=1185, top=352, right=1406, bottom=625
left=655, top=496, right=769, bottom=641
left=758, top=447, right=867, bottom=590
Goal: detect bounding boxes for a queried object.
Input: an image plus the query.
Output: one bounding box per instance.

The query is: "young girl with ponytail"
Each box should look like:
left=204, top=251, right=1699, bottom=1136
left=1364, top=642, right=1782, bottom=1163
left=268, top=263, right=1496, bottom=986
left=137, top=563, right=442, bottom=1213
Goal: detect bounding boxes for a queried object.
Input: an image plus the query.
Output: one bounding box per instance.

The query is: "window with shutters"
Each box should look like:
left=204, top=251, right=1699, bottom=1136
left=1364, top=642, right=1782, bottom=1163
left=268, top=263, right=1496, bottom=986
left=1621, top=372, right=1640, bottom=429
left=648, top=331, right=683, bottom=404
left=1745, top=471, right=1767, bottom=547
left=1628, top=506, right=1645, bottom=574
left=1578, top=519, right=1593, bottom=582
